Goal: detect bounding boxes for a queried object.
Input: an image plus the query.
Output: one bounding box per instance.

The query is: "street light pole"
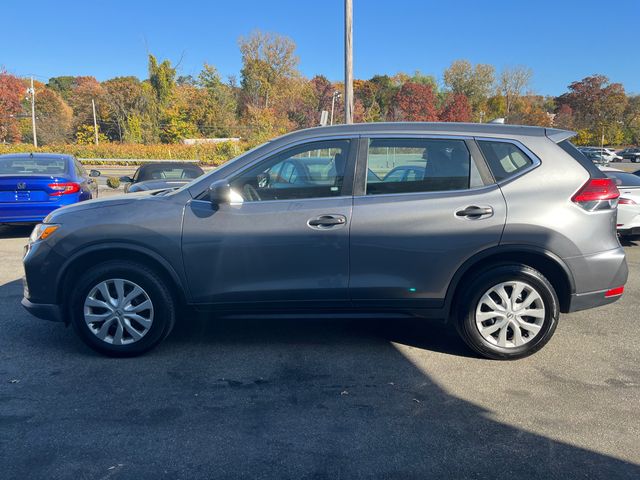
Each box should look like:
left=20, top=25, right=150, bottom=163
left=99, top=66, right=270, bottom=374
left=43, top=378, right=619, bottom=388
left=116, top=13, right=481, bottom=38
left=29, top=77, right=38, bottom=148
left=92, top=99, right=99, bottom=145
left=344, top=0, right=353, bottom=124
left=330, top=91, right=341, bottom=125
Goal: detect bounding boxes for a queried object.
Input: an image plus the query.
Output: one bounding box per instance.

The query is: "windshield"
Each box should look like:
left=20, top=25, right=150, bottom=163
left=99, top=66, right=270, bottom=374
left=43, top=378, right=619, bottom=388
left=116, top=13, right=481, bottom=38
left=173, top=141, right=271, bottom=196
left=138, top=165, right=204, bottom=182
left=0, top=157, right=68, bottom=175
left=605, top=171, right=640, bottom=187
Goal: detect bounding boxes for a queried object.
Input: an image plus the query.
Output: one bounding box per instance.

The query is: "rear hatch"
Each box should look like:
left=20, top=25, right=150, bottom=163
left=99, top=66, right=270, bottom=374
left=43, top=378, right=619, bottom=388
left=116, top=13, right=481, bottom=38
left=0, top=176, right=72, bottom=203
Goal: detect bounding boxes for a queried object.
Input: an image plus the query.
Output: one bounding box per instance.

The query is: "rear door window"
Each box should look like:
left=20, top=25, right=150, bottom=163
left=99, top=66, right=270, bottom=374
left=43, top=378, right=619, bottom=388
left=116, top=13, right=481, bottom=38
left=365, top=138, right=483, bottom=195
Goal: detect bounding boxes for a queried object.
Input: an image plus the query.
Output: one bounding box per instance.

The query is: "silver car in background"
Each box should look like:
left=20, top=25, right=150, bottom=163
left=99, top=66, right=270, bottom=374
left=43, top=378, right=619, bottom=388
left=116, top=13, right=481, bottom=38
left=601, top=167, right=640, bottom=236
left=21, top=123, right=628, bottom=360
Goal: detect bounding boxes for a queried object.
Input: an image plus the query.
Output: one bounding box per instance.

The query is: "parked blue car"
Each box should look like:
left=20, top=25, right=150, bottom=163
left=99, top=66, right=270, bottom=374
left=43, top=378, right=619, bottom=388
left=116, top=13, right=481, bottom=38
left=0, top=153, right=100, bottom=224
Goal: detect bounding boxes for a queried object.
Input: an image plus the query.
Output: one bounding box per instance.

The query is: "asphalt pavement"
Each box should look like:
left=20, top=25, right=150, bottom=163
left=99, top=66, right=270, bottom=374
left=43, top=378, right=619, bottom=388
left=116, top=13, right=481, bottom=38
left=0, top=211, right=639, bottom=479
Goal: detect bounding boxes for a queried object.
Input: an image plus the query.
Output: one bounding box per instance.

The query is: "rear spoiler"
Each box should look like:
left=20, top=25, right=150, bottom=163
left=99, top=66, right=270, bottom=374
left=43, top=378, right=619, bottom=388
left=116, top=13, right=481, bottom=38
left=545, top=128, right=576, bottom=143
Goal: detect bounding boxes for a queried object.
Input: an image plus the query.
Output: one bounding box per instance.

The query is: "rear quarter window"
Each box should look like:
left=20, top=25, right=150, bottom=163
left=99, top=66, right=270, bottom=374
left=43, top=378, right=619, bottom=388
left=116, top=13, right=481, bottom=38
left=477, top=140, right=534, bottom=182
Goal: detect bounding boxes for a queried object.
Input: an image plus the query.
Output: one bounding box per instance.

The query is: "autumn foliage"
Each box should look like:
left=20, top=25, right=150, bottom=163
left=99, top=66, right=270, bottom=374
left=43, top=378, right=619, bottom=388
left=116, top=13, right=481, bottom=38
left=0, top=71, right=25, bottom=142
left=395, top=82, right=438, bottom=121
left=0, top=31, right=638, bottom=152
left=439, top=93, right=472, bottom=122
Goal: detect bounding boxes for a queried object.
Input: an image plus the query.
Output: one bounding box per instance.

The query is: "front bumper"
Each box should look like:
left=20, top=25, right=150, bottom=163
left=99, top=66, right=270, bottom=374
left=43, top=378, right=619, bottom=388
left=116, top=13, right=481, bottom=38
left=21, top=297, right=63, bottom=322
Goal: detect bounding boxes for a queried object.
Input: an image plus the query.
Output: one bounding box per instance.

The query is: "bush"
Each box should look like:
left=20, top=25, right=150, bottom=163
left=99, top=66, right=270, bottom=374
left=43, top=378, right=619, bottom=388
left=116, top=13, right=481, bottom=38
left=106, top=177, right=121, bottom=189
left=0, top=141, right=249, bottom=166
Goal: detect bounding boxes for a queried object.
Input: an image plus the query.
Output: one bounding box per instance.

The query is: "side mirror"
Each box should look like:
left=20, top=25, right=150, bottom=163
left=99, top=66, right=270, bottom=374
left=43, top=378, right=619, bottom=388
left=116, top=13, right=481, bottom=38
left=208, top=180, right=231, bottom=206
left=119, top=176, right=133, bottom=183
left=89, top=169, right=101, bottom=177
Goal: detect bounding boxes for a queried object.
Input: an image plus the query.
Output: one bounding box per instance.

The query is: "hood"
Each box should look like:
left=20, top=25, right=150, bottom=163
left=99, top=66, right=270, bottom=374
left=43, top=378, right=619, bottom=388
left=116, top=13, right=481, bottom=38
left=44, top=190, right=153, bottom=223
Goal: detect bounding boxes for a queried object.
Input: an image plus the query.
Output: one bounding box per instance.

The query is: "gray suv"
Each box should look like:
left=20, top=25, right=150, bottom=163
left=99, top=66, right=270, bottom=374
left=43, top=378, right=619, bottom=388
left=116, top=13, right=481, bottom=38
left=22, top=123, right=628, bottom=359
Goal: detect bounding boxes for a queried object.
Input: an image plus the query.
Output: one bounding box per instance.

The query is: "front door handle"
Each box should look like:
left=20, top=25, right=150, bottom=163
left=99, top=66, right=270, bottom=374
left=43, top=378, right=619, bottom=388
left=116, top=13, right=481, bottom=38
left=308, top=215, right=347, bottom=228
left=455, top=206, right=494, bottom=219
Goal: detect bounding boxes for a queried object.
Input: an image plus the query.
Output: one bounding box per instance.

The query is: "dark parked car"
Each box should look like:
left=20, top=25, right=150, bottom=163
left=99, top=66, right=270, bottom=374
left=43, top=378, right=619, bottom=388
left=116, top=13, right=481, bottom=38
left=22, top=123, right=627, bottom=360
left=580, top=150, right=609, bottom=166
left=619, top=148, right=640, bottom=163
left=120, top=162, right=204, bottom=193
left=0, top=153, right=100, bottom=225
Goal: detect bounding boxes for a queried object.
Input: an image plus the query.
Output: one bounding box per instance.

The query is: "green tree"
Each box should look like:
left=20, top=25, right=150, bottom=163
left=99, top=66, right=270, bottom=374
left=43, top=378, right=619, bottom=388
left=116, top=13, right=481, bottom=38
left=148, top=54, right=176, bottom=106
left=102, top=76, right=155, bottom=142
left=238, top=30, right=299, bottom=109
left=47, top=76, right=76, bottom=101
left=443, top=60, right=495, bottom=115
left=622, top=95, right=640, bottom=144
left=75, top=124, right=107, bottom=144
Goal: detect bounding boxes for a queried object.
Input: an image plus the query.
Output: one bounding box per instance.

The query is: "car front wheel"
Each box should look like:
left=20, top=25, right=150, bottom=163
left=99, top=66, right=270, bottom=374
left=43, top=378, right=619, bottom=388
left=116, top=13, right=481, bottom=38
left=69, top=261, right=175, bottom=356
left=456, top=264, right=559, bottom=360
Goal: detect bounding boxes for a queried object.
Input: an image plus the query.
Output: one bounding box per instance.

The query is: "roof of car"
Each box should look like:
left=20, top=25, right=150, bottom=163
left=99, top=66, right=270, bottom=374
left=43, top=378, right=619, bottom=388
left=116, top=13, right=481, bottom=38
left=270, top=122, right=574, bottom=145
left=0, top=153, right=74, bottom=160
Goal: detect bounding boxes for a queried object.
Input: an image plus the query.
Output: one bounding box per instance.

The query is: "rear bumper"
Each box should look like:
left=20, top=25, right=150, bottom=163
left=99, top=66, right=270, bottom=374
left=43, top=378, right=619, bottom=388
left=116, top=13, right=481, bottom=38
left=0, top=203, right=62, bottom=223
left=21, top=297, right=63, bottom=322
left=567, top=289, right=623, bottom=313
left=619, top=227, right=640, bottom=236
left=563, top=246, right=628, bottom=312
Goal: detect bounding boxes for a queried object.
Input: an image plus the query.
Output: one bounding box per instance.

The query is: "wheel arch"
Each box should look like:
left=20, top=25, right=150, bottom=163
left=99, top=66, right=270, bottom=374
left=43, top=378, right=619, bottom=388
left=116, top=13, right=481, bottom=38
left=58, top=243, right=188, bottom=312
left=444, top=245, right=575, bottom=318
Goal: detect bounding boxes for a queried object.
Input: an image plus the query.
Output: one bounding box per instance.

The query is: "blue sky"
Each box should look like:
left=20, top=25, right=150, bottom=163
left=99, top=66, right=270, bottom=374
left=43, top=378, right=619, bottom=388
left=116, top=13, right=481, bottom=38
left=2, top=0, right=638, bottom=95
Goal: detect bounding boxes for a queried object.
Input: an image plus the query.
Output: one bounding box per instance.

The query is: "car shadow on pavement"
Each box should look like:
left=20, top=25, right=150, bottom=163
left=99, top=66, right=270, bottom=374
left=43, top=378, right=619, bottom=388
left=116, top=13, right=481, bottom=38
left=0, top=225, right=33, bottom=239
left=2, top=278, right=638, bottom=480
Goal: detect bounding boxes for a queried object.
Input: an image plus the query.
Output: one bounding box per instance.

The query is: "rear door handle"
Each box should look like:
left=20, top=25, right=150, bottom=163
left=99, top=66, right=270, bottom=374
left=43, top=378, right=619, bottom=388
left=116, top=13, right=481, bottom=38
left=308, top=215, right=347, bottom=228
left=455, top=206, right=494, bottom=219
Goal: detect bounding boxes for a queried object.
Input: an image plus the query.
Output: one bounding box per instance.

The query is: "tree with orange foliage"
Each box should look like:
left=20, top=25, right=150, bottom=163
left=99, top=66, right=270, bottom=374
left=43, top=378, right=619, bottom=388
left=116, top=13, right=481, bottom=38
left=0, top=71, right=25, bottom=142
left=394, top=82, right=438, bottom=121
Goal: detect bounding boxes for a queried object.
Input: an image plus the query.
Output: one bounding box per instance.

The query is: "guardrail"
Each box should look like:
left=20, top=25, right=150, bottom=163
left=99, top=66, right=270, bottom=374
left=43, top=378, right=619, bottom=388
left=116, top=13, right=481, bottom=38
left=79, top=158, right=200, bottom=164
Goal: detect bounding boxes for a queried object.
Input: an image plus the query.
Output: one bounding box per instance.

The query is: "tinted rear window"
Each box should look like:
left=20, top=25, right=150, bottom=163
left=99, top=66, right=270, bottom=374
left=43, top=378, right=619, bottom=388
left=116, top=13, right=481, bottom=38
left=557, top=140, right=605, bottom=178
left=477, top=140, right=534, bottom=181
left=0, top=157, right=68, bottom=175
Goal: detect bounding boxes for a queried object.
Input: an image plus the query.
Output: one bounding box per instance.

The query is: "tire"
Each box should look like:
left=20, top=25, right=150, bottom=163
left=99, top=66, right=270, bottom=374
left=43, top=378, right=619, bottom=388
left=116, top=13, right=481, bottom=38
left=455, top=264, right=559, bottom=360
left=68, top=260, right=175, bottom=357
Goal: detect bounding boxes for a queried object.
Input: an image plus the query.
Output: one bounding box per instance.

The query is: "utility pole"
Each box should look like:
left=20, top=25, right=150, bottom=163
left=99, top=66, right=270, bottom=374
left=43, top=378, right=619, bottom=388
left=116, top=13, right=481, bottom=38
left=344, top=0, right=353, bottom=124
left=330, top=91, right=341, bottom=125
left=92, top=99, right=99, bottom=145
left=29, top=77, right=37, bottom=147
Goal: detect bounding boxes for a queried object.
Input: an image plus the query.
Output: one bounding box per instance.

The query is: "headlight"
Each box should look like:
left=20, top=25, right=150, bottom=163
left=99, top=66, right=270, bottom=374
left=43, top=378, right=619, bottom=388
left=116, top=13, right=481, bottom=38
left=29, top=224, right=60, bottom=243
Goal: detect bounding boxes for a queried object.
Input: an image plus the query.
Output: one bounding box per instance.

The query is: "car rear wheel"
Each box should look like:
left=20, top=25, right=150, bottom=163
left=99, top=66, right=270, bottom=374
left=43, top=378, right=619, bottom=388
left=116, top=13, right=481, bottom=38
left=455, top=264, right=559, bottom=360
left=69, top=261, right=175, bottom=356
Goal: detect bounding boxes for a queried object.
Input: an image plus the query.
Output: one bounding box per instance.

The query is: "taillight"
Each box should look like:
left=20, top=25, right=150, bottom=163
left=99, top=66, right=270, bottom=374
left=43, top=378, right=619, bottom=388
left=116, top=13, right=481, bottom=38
left=48, top=182, right=81, bottom=196
left=619, top=197, right=637, bottom=205
left=571, top=178, right=619, bottom=211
